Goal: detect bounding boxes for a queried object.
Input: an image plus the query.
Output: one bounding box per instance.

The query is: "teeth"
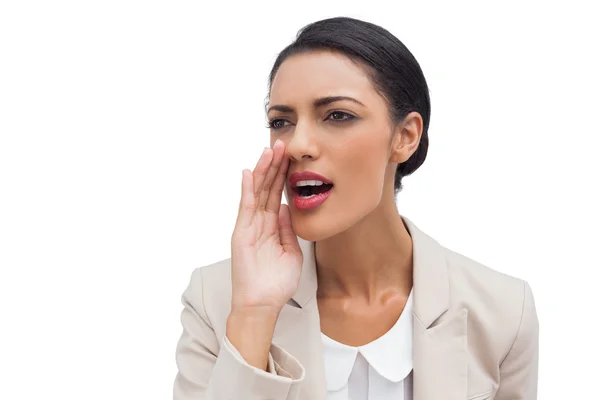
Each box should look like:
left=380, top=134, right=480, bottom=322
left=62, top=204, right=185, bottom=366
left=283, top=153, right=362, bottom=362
left=296, top=180, right=325, bottom=187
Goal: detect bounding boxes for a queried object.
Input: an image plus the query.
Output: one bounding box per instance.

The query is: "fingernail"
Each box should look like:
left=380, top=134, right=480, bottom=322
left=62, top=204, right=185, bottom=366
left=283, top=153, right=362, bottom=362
left=274, top=139, right=281, bottom=147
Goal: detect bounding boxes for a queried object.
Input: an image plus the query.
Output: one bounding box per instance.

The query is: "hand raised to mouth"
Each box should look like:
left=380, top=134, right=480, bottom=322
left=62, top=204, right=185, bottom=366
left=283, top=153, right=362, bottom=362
left=230, top=139, right=303, bottom=313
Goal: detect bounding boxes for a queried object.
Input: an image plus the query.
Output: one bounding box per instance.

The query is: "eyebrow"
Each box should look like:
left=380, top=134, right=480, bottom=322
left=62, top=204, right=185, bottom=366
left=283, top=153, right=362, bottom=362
left=267, top=96, right=365, bottom=114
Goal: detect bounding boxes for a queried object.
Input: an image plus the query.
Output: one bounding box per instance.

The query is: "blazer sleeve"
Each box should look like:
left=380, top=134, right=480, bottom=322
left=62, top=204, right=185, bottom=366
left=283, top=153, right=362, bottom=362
left=173, top=268, right=306, bottom=400
left=495, top=280, right=539, bottom=400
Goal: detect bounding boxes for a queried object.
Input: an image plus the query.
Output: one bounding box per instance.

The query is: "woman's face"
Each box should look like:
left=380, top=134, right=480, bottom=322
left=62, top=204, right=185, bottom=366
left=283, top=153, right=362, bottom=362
left=268, top=50, right=419, bottom=241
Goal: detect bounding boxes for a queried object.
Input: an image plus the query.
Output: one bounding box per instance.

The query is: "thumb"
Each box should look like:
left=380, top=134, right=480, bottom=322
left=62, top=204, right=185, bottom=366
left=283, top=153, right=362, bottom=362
left=278, top=204, right=300, bottom=254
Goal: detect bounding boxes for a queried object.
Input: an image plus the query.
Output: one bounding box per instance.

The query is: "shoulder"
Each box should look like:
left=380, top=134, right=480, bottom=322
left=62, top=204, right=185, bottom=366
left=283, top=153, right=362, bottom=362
left=183, top=258, right=233, bottom=337
left=441, top=245, right=537, bottom=359
left=443, top=245, right=529, bottom=305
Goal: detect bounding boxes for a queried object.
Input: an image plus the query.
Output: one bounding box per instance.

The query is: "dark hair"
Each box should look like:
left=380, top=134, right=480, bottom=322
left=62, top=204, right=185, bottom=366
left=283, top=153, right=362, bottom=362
left=267, top=17, right=430, bottom=195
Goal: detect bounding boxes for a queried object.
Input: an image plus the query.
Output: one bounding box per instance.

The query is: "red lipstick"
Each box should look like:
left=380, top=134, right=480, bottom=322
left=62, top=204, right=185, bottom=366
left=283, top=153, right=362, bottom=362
left=288, top=171, right=334, bottom=211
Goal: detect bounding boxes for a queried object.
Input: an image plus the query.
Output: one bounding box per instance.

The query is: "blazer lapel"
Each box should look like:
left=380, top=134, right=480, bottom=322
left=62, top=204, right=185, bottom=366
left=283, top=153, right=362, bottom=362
left=273, top=237, right=327, bottom=399
left=272, top=215, right=468, bottom=400
left=403, top=216, right=468, bottom=400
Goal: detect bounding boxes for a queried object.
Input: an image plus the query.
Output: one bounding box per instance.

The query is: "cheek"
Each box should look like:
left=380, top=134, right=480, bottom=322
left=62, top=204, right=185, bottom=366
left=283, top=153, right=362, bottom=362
left=334, top=133, right=388, bottom=192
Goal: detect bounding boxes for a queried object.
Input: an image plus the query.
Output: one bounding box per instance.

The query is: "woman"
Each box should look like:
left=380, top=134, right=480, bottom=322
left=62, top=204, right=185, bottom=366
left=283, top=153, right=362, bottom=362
left=173, top=17, right=539, bottom=400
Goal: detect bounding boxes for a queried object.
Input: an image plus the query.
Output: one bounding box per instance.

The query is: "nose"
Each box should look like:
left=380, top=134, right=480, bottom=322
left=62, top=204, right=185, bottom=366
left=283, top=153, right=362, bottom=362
left=285, top=120, right=320, bottom=162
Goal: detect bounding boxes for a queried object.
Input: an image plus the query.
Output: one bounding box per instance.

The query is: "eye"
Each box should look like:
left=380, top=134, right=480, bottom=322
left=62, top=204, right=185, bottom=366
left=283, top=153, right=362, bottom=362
left=326, top=111, right=356, bottom=123
left=267, top=119, right=291, bottom=130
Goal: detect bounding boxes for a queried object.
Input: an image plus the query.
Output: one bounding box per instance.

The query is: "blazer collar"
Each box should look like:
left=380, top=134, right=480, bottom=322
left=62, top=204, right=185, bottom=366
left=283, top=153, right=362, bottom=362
left=291, top=214, right=449, bottom=328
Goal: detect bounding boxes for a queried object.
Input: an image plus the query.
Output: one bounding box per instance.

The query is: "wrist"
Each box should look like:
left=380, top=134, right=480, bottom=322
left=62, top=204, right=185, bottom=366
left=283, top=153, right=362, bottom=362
left=227, top=305, right=281, bottom=329
left=226, top=306, right=281, bottom=371
left=229, top=301, right=283, bottom=319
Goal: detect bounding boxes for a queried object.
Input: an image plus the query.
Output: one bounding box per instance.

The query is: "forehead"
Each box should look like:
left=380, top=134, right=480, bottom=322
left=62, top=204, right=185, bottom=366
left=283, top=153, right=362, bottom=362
left=269, top=50, right=378, bottom=104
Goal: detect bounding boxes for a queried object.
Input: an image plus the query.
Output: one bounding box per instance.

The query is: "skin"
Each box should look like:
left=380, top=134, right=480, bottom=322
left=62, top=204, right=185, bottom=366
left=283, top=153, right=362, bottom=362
left=268, top=50, right=422, bottom=346
left=226, top=49, right=423, bottom=370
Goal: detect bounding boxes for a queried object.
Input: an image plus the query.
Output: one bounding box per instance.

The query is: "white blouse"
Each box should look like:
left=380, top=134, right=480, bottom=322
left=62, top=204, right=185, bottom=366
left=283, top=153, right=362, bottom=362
left=321, top=290, right=414, bottom=400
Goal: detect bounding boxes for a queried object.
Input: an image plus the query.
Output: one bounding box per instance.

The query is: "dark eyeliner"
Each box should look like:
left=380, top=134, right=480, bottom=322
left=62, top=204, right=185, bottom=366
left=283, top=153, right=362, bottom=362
left=326, top=111, right=356, bottom=122
left=267, top=118, right=289, bottom=130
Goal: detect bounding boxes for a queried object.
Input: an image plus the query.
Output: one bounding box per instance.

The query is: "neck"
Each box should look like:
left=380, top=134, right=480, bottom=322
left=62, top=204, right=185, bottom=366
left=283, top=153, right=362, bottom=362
left=315, top=195, right=413, bottom=303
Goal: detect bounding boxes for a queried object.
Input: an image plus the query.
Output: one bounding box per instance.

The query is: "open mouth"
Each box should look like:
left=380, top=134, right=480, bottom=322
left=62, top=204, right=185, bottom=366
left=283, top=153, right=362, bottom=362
left=293, top=182, right=334, bottom=198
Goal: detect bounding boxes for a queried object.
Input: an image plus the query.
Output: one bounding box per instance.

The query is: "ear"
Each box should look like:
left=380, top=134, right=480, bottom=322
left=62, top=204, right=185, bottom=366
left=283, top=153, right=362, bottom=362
left=389, top=111, right=423, bottom=164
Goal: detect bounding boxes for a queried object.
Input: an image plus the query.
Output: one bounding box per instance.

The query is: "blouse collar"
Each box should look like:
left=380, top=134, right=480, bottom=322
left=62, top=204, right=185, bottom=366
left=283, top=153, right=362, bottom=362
left=321, top=289, right=414, bottom=391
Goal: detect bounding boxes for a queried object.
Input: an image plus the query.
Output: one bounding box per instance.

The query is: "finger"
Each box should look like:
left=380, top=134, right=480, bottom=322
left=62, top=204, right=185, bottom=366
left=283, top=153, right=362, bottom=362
left=278, top=204, right=301, bottom=254
left=265, top=146, right=289, bottom=215
left=252, top=147, right=274, bottom=200
left=235, top=169, right=256, bottom=230
left=237, top=149, right=268, bottom=216
left=257, top=140, right=285, bottom=212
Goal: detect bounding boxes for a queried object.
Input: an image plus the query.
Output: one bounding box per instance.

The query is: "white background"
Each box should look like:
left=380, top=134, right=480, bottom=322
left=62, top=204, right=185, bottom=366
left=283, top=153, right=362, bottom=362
left=1, top=1, right=598, bottom=399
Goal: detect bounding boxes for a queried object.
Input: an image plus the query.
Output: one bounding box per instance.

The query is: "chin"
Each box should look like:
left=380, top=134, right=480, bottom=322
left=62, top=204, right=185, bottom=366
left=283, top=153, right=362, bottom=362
left=291, top=217, right=332, bottom=242
left=290, top=195, right=383, bottom=243
left=285, top=201, right=327, bottom=241
left=288, top=207, right=354, bottom=243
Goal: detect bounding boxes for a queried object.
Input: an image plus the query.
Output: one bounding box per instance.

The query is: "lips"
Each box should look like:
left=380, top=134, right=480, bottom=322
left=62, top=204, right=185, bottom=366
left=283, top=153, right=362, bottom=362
left=287, top=171, right=334, bottom=211
left=288, top=171, right=333, bottom=188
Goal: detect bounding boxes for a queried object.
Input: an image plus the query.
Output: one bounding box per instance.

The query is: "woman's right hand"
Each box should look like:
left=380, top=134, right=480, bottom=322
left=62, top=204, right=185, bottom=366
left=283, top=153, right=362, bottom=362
left=229, top=139, right=303, bottom=315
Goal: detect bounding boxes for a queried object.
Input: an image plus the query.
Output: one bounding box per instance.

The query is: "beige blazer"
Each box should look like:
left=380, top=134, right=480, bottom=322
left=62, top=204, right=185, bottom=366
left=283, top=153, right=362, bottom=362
left=173, top=215, right=539, bottom=400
